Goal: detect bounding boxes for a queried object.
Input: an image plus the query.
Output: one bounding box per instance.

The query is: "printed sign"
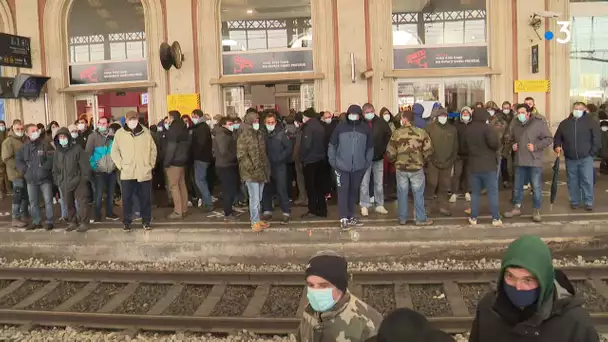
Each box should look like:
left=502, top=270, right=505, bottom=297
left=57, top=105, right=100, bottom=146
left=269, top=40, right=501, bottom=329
left=0, top=33, right=32, bottom=68
left=167, top=93, right=201, bottom=115
left=393, top=46, right=488, bottom=69
left=514, top=80, right=550, bottom=93
left=222, top=50, right=313, bottom=75
left=531, top=44, right=539, bottom=74
left=69, top=60, right=148, bottom=85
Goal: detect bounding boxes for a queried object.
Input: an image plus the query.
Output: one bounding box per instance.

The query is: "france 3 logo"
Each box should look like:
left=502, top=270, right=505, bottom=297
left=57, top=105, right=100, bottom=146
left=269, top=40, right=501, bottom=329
left=544, top=21, right=572, bottom=44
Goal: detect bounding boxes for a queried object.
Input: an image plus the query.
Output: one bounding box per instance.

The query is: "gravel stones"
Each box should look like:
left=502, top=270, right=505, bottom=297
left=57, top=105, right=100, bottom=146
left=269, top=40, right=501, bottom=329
left=409, top=284, right=452, bottom=317
left=164, top=285, right=212, bottom=316
left=0, top=279, right=14, bottom=291
left=363, top=285, right=396, bottom=315
left=72, top=283, right=126, bottom=313
left=211, top=286, right=255, bottom=317
left=114, top=284, right=171, bottom=314
left=26, top=281, right=87, bottom=310
left=260, top=286, right=302, bottom=317
left=572, top=281, right=608, bottom=312
left=459, top=283, right=493, bottom=315
left=0, top=281, right=47, bottom=308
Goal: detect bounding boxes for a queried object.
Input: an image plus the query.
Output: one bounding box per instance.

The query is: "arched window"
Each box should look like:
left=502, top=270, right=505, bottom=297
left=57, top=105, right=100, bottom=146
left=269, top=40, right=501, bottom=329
left=220, top=1, right=314, bottom=75
left=67, top=0, right=147, bottom=85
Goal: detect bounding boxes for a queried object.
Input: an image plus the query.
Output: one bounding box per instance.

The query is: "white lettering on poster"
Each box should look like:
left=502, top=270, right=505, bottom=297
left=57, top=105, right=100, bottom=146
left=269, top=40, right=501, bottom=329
left=103, top=69, right=144, bottom=80
left=434, top=54, right=480, bottom=65
left=261, top=59, right=306, bottom=69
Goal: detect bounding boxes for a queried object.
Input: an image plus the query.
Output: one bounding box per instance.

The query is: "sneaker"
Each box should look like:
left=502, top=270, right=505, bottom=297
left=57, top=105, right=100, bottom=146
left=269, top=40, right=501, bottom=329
left=465, top=193, right=471, bottom=202
left=532, top=209, right=542, bottom=223
left=197, top=199, right=203, bottom=208
left=44, top=223, right=54, bottom=231
left=52, top=198, right=58, bottom=205
left=106, top=214, right=120, bottom=221
left=464, top=208, right=471, bottom=215
left=133, top=215, right=142, bottom=222
left=503, top=206, right=521, bottom=218
left=11, top=219, right=27, bottom=228
left=468, top=217, right=477, bottom=225
left=361, top=207, right=369, bottom=217
left=251, top=222, right=264, bottom=232
left=167, top=212, right=184, bottom=220
left=492, top=219, right=503, bottom=227
left=123, top=224, right=133, bottom=232
left=416, top=220, right=434, bottom=226
left=523, top=184, right=531, bottom=190
left=261, top=212, right=273, bottom=221
left=259, top=221, right=270, bottom=229
left=375, top=206, right=388, bottom=215
left=76, top=223, right=88, bottom=233
left=571, top=203, right=580, bottom=210
left=91, top=217, right=101, bottom=223
left=280, top=215, right=290, bottom=225
left=370, top=196, right=375, bottom=204
left=66, top=223, right=78, bottom=232
left=449, top=194, right=457, bottom=203
left=348, top=217, right=364, bottom=227
left=58, top=217, right=67, bottom=224
left=585, top=205, right=593, bottom=212
left=187, top=201, right=193, bottom=207
left=340, top=218, right=351, bottom=231
left=301, top=212, right=320, bottom=220
left=143, top=223, right=151, bottom=231
left=200, top=205, right=213, bottom=213
left=224, top=214, right=238, bottom=222
left=399, top=219, right=408, bottom=225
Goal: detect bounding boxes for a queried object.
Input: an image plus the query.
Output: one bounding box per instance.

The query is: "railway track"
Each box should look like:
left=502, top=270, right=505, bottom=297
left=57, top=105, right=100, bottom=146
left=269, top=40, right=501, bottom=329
left=0, top=267, right=606, bottom=335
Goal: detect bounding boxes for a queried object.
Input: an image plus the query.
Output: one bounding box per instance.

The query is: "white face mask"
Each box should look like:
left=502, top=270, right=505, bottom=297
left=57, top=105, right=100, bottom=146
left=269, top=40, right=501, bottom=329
left=383, top=114, right=391, bottom=122
left=602, top=126, right=608, bottom=132
left=438, top=116, right=448, bottom=125
left=127, top=119, right=139, bottom=129
left=323, top=118, right=332, bottom=124
left=78, top=123, right=86, bottom=131
left=502, top=109, right=510, bottom=115
left=488, top=110, right=495, bottom=117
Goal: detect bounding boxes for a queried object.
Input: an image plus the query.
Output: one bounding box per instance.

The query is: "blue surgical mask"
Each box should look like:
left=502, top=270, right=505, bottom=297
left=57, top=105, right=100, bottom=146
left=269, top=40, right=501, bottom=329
left=306, top=287, right=336, bottom=312
left=573, top=110, right=584, bottom=119
left=98, top=126, right=107, bottom=133
left=517, top=113, right=527, bottom=123
left=233, top=123, right=240, bottom=130
left=266, top=124, right=275, bottom=132
left=59, top=138, right=68, bottom=147
left=70, top=132, right=78, bottom=139
left=503, top=283, right=540, bottom=308
left=29, top=131, right=40, bottom=141
left=364, top=113, right=375, bottom=121
left=252, top=123, right=260, bottom=130
left=488, top=110, right=495, bottom=116
left=348, top=114, right=359, bottom=121
left=0, top=126, right=5, bottom=132
left=164, top=124, right=170, bottom=130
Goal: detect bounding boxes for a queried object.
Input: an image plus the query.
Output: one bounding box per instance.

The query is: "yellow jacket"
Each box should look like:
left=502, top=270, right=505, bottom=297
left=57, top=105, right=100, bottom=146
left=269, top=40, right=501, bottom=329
left=111, top=125, right=157, bottom=182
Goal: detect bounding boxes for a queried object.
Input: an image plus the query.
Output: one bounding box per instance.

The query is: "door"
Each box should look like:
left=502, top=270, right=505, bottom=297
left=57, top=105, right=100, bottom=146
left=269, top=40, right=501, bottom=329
left=300, top=83, right=314, bottom=111
left=74, top=94, right=100, bottom=126
left=223, top=86, right=245, bottom=117
left=397, top=80, right=441, bottom=112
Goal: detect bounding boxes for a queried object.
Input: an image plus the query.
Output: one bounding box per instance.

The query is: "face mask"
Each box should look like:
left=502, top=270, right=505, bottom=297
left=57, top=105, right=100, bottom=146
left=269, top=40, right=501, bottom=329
left=51, top=127, right=58, bottom=134
left=306, top=287, right=336, bottom=312
left=438, top=116, right=448, bottom=125
left=503, top=109, right=510, bottom=115
left=98, top=126, right=107, bottom=133
left=78, top=123, right=86, bottom=131
left=58, top=138, right=69, bottom=147
left=602, top=126, right=608, bottom=132
left=517, top=113, right=528, bottom=123
left=488, top=110, right=495, bottom=117
left=0, top=126, right=6, bottom=132
left=157, top=126, right=163, bottom=132
left=364, top=113, right=375, bottom=121
left=383, top=114, right=391, bottom=122
left=233, top=123, right=240, bottom=130
left=303, top=117, right=310, bottom=123
left=323, top=118, right=332, bottom=124
left=348, top=114, right=359, bottom=121
left=70, top=132, right=78, bottom=139
left=29, top=131, right=40, bottom=141
left=503, top=283, right=540, bottom=308
left=461, top=115, right=471, bottom=123
left=252, top=123, right=260, bottom=131
left=227, top=125, right=234, bottom=132
left=127, top=120, right=139, bottom=130
left=266, top=124, right=275, bottom=132
left=573, top=110, right=584, bottom=119
left=294, top=122, right=300, bottom=128
left=15, top=131, right=24, bottom=137
left=192, top=117, right=200, bottom=125
left=164, top=124, right=170, bottom=130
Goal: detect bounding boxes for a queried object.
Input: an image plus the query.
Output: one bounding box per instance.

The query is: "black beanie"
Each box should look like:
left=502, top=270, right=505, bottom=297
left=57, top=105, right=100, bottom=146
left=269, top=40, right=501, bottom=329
left=305, top=254, right=348, bottom=292
left=303, top=108, right=317, bottom=118
left=347, top=104, right=363, bottom=115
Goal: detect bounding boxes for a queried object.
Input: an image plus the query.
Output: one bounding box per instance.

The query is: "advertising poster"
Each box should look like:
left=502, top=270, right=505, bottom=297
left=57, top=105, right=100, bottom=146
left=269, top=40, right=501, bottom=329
left=222, top=50, right=313, bottom=75
left=69, top=60, right=148, bottom=85
left=394, top=46, right=488, bottom=69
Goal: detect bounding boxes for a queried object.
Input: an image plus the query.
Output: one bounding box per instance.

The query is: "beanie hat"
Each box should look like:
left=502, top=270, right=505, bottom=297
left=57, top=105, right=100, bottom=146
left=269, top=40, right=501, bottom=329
left=347, top=104, right=363, bottom=115
left=431, top=107, right=448, bottom=118
left=303, top=108, right=317, bottom=118
left=305, top=252, right=348, bottom=292
left=412, top=103, right=424, bottom=116
left=125, top=111, right=138, bottom=120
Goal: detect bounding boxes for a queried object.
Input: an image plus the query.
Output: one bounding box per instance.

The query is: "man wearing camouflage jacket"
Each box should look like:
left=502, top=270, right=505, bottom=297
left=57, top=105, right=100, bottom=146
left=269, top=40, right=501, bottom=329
left=386, top=111, right=433, bottom=226
left=296, top=251, right=383, bottom=342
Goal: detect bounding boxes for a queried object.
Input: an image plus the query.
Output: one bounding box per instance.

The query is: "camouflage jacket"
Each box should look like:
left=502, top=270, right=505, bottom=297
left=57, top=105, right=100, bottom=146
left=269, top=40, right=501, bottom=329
left=296, top=292, right=383, bottom=342
left=386, top=122, right=433, bottom=172
left=236, top=123, right=270, bottom=183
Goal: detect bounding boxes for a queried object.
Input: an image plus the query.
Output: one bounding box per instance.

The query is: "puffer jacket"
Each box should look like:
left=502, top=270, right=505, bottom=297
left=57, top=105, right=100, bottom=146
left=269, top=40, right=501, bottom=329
left=52, top=127, right=91, bottom=192
left=86, top=130, right=116, bottom=173
left=1, top=131, right=25, bottom=181
left=236, top=112, right=270, bottom=182
left=111, top=123, right=157, bottom=182
left=16, top=136, right=54, bottom=186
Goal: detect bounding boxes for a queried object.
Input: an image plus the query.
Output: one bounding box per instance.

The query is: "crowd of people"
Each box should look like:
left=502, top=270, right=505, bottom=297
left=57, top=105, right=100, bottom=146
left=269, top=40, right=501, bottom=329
left=0, top=95, right=603, bottom=232
left=296, top=236, right=599, bottom=342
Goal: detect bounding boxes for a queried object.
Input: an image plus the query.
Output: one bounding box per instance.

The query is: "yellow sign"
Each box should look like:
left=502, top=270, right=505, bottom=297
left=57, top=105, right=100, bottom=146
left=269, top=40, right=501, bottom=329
left=514, top=80, right=550, bottom=93
left=167, top=93, right=201, bottom=115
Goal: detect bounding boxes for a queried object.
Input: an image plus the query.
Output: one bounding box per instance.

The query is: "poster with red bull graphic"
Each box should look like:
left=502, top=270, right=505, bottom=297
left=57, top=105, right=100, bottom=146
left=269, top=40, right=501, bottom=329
left=222, top=50, right=313, bottom=75
left=69, top=60, right=148, bottom=85
left=393, top=46, right=488, bottom=69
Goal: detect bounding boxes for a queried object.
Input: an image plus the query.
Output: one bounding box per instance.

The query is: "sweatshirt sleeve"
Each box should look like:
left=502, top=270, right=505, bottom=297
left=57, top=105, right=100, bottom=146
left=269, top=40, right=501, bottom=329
left=553, top=122, right=564, bottom=148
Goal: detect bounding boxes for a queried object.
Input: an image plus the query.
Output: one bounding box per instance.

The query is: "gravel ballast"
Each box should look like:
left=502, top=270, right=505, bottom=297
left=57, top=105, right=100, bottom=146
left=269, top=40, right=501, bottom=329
left=260, top=286, right=302, bottom=318
left=459, top=283, right=494, bottom=315
left=163, top=285, right=212, bottom=316
left=0, top=280, right=47, bottom=308
left=114, top=284, right=171, bottom=314
left=410, top=284, right=452, bottom=317
left=72, top=283, right=126, bottom=313
left=363, top=285, right=396, bottom=315
left=572, top=281, right=608, bottom=312
left=211, top=286, right=255, bottom=317
left=26, top=281, right=87, bottom=310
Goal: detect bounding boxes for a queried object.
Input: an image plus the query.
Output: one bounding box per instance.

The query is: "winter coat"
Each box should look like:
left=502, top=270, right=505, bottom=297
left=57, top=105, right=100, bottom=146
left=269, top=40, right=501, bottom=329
left=425, top=121, right=458, bottom=169
left=553, top=113, right=601, bottom=160
left=464, top=109, right=500, bottom=174
left=470, top=236, right=599, bottom=342
left=74, top=127, right=92, bottom=149
left=509, top=116, right=553, bottom=168
left=489, top=115, right=508, bottom=156
left=455, top=119, right=471, bottom=160
left=265, top=127, right=293, bottom=165
left=85, top=130, right=116, bottom=174
left=191, top=121, right=213, bottom=163
left=163, top=120, right=190, bottom=168
left=599, top=122, right=608, bottom=160
left=111, top=124, right=157, bottom=182
left=296, top=292, right=383, bottom=342
left=15, top=137, right=54, bottom=186
left=300, top=117, right=327, bottom=165
left=1, top=131, right=25, bottom=181
left=366, top=115, right=392, bottom=161
left=52, top=127, right=91, bottom=192
left=412, top=103, right=427, bottom=129
left=328, top=117, right=373, bottom=173
left=386, top=121, right=433, bottom=172
left=236, top=112, right=270, bottom=182
left=321, top=119, right=338, bottom=150
left=212, top=126, right=237, bottom=168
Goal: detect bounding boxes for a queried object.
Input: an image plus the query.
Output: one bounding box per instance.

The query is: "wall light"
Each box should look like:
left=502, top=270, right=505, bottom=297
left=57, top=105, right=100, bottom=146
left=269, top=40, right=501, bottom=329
left=246, top=9, right=253, bottom=14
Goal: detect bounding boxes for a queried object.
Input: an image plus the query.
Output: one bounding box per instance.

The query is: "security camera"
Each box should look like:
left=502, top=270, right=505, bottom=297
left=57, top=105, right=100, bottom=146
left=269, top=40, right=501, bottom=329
left=534, top=11, right=561, bottom=18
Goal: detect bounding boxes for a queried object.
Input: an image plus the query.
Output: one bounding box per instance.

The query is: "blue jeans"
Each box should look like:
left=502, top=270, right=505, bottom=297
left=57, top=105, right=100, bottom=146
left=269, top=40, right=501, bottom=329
left=513, top=166, right=542, bottom=209
left=121, top=180, right=151, bottom=225
left=11, top=179, right=29, bottom=219
left=27, top=181, right=54, bottom=225
left=262, top=164, right=290, bottom=215
left=469, top=171, right=500, bottom=220
left=360, top=160, right=384, bottom=207
left=193, top=161, right=213, bottom=207
left=59, top=188, right=79, bottom=218
left=246, top=181, right=265, bottom=223
left=565, top=156, right=594, bottom=207
left=396, top=169, right=427, bottom=222
left=94, top=172, right=117, bottom=219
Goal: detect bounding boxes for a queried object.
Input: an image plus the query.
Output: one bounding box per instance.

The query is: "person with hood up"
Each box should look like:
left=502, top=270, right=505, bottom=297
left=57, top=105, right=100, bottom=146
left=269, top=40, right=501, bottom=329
left=45, top=121, right=60, bottom=146
left=463, top=108, right=502, bottom=226
left=53, top=127, right=90, bottom=232
left=16, top=124, right=55, bottom=230
left=86, top=117, right=119, bottom=222
left=469, top=235, right=598, bottom=342
left=163, top=110, right=192, bottom=220
left=237, top=111, right=271, bottom=232
left=295, top=251, right=383, bottom=342
left=411, top=103, right=427, bottom=129
left=379, top=107, right=396, bottom=132
left=424, top=107, right=458, bottom=216
left=0, top=120, right=10, bottom=199
left=553, top=102, right=601, bottom=211
left=365, top=307, right=454, bottom=342
left=328, top=104, right=373, bottom=231
left=2, top=121, right=28, bottom=228
left=213, top=117, right=240, bottom=221
left=300, top=108, right=328, bottom=219
left=111, top=111, right=157, bottom=232
left=359, top=103, right=391, bottom=217
left=190, top=109, right=214, bottom=211
left=450, top=106, right=473, bottom=203
left=503, top=104, right=553, bottom=223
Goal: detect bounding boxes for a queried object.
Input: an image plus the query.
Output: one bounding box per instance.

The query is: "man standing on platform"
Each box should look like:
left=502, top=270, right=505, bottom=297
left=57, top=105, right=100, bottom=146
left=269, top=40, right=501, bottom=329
left=2, top=121, right=28, bottom=228
left=300, top=109, right=327, bottom=219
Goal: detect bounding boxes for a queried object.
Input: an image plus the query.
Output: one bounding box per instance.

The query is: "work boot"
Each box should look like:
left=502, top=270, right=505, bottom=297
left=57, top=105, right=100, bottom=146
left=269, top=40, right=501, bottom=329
left=532, top=209, right=542, bottom=223
left=259, top=221, right=270, bottom=229
left=27, top=223, right=43, bottom=231
left=66, top=223, right=78, bottom=232
left=167, top=212, right=184, bottom=220
left=11, top=219, right=27, bottom=228
left=45, top=223, right=54, bottom=231
left=503, top=206, right=521, bottom=218
left=76, top=223, right=88, bottom=233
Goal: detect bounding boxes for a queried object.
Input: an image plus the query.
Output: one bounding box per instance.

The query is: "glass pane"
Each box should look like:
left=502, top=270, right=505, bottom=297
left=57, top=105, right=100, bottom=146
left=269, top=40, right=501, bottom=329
left=226, top=30, right=247, bottom=51
left=444, top=79, right=485, bottom=114
left=224, top=87, right=245, bottom=118
left=397, top=82, right=440, bottom=112
left=444, top=21, right=464, bottom=44
left=247, top=30, right=267, bottom=50
left=268, top=30, right=288, bottom=49
left=110, top=42, right=126, bottom=60
left=74, top=45, right=89, bottom=63
left=126, top=41, right=144, bottom=59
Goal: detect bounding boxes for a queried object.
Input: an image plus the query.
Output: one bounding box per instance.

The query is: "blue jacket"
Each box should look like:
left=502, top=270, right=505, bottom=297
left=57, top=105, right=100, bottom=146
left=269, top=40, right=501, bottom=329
left=16, top=138, right=54, bottom=186
left=328, top=118, right=373, bottom=172
left=412, top=103, right=427, bottom=129
left=266, top=127, right=293, bottom=165
left=85, top=130, right=116, bottom=173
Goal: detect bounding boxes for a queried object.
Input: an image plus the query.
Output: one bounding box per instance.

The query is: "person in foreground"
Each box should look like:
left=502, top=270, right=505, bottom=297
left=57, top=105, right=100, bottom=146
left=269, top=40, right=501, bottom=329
left=469, top=235, right=599, bottom=342
left=366, top=307, right=453, bottom=342
left=296, top=251, right=383, bottom=342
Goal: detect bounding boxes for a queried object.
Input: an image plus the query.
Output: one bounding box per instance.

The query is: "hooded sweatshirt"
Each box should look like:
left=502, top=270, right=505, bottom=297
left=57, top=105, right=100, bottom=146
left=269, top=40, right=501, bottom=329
left=464, top=108, right=500, bottom=173
left=328, top=113, right=373, bottom=173
left=85, top=128, right=116, bottom=173
left=424, top=108, right=458, bottom=169
left=236, top=112, right=270, bottom=182
left=455, top=107, right=472, bottom=159
left=52, top=127, right=91, bottom=192
left=470, top=235, right=598, bottom=342
left=412, top=103, right=427, bottom=129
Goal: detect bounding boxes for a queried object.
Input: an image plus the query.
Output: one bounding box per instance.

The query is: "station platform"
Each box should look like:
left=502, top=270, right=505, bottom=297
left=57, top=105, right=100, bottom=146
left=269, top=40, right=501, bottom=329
left=0, top=171, right=606, bottom=264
